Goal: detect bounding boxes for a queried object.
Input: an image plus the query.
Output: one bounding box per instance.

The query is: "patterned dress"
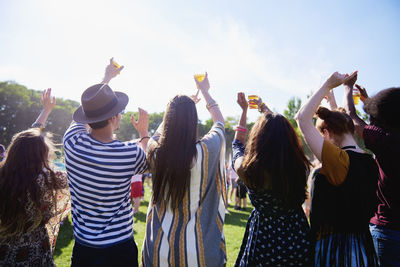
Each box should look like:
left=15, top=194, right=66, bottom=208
left=233, top=139, right=312, bottom=267
left=142, top=122, right=226, bottom=267
left=0, top=170, right=71, bottom=266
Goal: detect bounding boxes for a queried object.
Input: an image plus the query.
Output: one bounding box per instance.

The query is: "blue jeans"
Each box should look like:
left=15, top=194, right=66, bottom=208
left=370, top=223, right=400, bottom=267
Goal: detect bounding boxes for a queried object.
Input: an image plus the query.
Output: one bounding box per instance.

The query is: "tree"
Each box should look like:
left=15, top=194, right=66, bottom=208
left=0, top=81, right=79, bottom=146
left=283, top=97, right=302, bottom=128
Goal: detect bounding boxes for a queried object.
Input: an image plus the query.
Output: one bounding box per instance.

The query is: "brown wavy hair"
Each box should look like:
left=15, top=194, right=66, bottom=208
left=148, top=95, right=198, bottom=210
left=0, top=128, right=60, bottom=236
left=238, top=113, right=310, bottom=207
left=315, top=106, right=355, bottom=136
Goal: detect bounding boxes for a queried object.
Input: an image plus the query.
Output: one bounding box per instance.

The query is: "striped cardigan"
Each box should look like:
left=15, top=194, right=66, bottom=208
left=142, top=122, right=227, bottom=267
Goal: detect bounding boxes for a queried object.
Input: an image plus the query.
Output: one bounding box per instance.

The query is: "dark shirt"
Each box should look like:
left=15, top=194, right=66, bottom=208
left=364, top=125, right=400, bottom=230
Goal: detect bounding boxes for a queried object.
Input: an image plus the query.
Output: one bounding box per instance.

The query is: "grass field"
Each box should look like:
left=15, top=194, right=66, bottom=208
left=54, top=188, right=251, bottom=267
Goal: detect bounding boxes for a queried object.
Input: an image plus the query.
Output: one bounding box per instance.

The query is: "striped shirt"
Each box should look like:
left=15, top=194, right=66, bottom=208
left=142, top=122, right=227, bottom=267
left=63, top=122, right=146, bottom=247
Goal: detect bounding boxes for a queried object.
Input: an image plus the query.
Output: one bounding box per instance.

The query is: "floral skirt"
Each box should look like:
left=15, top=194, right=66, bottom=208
left=0, top=226, right=54, bottom=267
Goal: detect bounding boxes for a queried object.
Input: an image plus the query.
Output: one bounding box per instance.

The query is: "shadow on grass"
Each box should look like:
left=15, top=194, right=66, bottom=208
left=225, top=207, right=251, bottom=227
left=133, top=199, right=149, bottom=224
left=54, top=216, right=74, bottom=257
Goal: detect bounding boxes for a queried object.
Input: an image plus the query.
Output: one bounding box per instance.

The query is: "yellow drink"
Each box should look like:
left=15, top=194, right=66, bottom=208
left=194, top=74, right=205, bottom=82
left=353, top=91, right=361, bottom=105
left=113, top=60, right=121, bottom=69
left=248, top=95, right=259, bottom=109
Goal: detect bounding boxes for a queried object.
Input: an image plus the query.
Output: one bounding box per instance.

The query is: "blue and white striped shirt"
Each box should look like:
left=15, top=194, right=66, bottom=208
left=63, top=122, right=146, bottom=247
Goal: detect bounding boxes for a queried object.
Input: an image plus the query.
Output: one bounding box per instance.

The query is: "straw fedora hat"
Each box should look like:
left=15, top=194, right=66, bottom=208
left=73, top=84, right=129, bottom=124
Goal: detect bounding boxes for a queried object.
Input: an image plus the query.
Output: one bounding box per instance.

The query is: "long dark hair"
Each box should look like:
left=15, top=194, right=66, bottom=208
left=0, top=129, right=60, bottom=236
left=239, top=113, right=310, bottom=207
left=148, top=95, right=198, bottom=209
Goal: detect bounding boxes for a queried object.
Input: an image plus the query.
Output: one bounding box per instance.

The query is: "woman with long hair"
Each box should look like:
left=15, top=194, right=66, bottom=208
left=296, top=72, right=379, bottom=266
left=0, top=89, right=70, bottom=266
left=142, top=73, right=226, bottom=266
left=343, top=74, right=400, bottom=266
left=233, top=92, right=312, bottom=266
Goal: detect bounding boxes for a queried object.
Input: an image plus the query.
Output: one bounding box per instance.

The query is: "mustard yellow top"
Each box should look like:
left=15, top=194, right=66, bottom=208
left=319, top=140, right=350, bottom=186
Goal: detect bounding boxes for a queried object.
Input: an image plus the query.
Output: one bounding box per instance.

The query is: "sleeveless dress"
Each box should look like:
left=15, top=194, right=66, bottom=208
left=310, top=149, right=379, bottom=266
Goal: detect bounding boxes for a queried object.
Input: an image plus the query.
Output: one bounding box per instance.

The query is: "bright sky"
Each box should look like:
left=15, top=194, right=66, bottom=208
left=1, top=0, right=399, bottom=122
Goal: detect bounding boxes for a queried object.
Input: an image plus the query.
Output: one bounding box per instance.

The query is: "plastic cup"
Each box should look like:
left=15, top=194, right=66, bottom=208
left=248, top=95, right=259, bottom=109
left=353, top=90, right=361, bottom=105
left=194, top=74, right=205, bottom=82
left=113, top=60, right=121, bottom=69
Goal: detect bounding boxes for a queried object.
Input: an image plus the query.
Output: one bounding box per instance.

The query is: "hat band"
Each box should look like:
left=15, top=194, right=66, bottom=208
left=84, top=97, right=118, bottom=118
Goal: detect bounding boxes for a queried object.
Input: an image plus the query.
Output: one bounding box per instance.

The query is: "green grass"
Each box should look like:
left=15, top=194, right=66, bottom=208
left=54, top=188, right=251, bottom=267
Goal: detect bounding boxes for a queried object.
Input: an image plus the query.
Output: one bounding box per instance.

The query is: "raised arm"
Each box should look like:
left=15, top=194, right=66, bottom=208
left=325, top=90, right=338, bottom=110
left=296, top=71, right=357, bottom=160
left=234, top=92, right=248, bottom=144
left=342, top=74, right=367, bottom=138
left=195, top=72, right=225, bottom=125
left=101, top=57, right=124, bottom=84
left=32, top=88, right=56, bottom=128
left=132, top=108, right=150, bottom=151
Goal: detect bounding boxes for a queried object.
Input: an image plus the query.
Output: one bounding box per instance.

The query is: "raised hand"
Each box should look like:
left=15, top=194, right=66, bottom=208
left=102, top=57, right=124, bottom=84
left=190, top=89, right=201, bottom=104
left=194, top=72, right=210, bottom=92
left=131, top=108, right=149, bottom=137
left=32, top=88, right=56, bottom=127
left=41, top=88, right=56, bottom=112
left=355, top=84, right=369, bottom=102
left=237, top=92, right=248, bottom=111
left=344, top=72, right=358, bottom=88
left=324, top=71, right=358, bottom=89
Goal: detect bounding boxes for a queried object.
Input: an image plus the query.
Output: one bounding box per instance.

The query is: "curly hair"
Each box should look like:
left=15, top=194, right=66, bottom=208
left=364, top=87, right=400, bottom=132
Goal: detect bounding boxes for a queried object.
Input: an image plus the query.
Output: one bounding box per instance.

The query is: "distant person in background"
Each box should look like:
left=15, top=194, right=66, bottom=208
left=0, top=144, right=5, bottom=162
left=297, top=71, right=379, bottom=266
left=0, top=89, right=70, bottom=266
left=343, top=74, right=400, bottom=266
left=228, top=163, right=239, bottom=205
left=235, top=178, right=247, bottom=211
left=53, top=150, right=66, bottom=171
left=233, top=92, right=311, bottom=266
left=131, top=173, right=143, bottom=214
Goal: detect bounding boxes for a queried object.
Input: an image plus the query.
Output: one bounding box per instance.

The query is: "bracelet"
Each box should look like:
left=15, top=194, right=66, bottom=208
left=139, top=136, right=150, bottom=142
left=31, top=122, right=43, bottom=128
left=206, top=103, right=219, bottom=110
left=206, top=99, right=217, bottom=110
left=234, top=125, right=247, bottom=133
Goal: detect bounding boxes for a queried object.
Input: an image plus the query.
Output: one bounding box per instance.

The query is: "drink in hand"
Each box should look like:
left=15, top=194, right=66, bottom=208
left=113, top=60, right=121, bottom=69
left=353, top=89, right=361, bottom=105
left=248, top=95, right=259, bottom=109
left=194, top=74, right=206, bottom=82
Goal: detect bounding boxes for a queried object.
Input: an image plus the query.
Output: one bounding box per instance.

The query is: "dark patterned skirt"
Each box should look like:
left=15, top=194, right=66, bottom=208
left=235, top=190, right=312, bottom=267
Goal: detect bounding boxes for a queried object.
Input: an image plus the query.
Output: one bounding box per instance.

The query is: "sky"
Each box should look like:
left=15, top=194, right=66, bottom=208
left=0, top=0, right=399, bottom=122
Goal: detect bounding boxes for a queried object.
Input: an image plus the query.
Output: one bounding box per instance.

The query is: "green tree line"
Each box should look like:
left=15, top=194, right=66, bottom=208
left=0, top=81, right=313, bottom=158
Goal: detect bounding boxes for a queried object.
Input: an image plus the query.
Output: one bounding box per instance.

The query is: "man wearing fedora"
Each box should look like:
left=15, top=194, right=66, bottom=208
left=63, top=59, right=149, bottom=267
